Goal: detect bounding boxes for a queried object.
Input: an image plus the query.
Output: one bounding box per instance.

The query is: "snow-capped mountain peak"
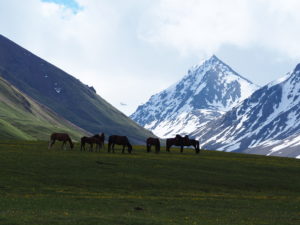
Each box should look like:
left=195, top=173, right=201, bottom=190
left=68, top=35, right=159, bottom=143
left=131, top=55, right=259, bottom=138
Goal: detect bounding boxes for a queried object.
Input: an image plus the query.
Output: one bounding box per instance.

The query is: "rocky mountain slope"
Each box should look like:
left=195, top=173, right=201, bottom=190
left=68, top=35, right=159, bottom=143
left=131, top=55, right=259, bottom=138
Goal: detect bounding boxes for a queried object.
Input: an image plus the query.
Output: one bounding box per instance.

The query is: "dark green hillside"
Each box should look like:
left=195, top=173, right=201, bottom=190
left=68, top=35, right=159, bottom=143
left=0, top=34, right=153, bottom=143
left=0, top=142, right=299, bottom=225
left=0, top=77, right=88, bottom=140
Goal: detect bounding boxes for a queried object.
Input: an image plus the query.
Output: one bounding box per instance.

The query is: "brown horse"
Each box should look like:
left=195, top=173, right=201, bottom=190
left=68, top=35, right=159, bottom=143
left=166, top=135, right=200, bottom=153
left=108, top=135, right=132, bottom=153
left=48, top=133, right=74, bottom=150
left=146, top=137, right=160, bottom=153
left=80, top=133, right=105, bottom=152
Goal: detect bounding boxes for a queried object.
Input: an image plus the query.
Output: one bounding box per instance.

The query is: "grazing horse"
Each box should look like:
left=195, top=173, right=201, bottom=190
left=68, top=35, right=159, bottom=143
left=166, top=135, right=200, bottom=153
left=108, top=135, right=132, bottom=153
left=80, top=133, right=105, bottom=152
left=48, top=133, right=74, bottom=150
left=189, top=139, right=200, bottom=154
left=146, top=137, right=160, bottom=153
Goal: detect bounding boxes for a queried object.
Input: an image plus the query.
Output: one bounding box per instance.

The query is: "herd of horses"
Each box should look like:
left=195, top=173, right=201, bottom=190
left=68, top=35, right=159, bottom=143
left=48, top=133, right=200, bottom=154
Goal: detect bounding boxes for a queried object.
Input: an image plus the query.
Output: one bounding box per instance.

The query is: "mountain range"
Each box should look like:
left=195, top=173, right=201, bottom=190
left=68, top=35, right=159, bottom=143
left=0, top=35, right=153, bottom=142
left=197, top=63, right=300, bottom=158
left=131, top=56, right=300, bottom=158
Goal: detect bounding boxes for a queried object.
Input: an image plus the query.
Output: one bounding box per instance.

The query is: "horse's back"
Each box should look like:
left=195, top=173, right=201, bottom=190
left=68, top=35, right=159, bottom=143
left=109, top=135, right=127, bottom=144
left=147, top=137, right=160, bottom=145
left=51, top=133, right=70, bottom=140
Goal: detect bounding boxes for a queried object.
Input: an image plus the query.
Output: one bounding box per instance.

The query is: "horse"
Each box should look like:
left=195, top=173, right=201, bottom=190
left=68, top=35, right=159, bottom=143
left=48, top=133, right=74, bottom=150
left=108, top=135, right=132, bottom=153
left=146, top=137, right=160, bottom=153
left=166, top=135, right=200, bottom=153
left=80, top=133, right=105, bottom=152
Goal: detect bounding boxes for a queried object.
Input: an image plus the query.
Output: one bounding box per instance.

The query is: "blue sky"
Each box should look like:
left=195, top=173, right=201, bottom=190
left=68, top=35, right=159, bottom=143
left=42, top=0, right=80, bottom=11
left=0, top=0, right=300, bottom=115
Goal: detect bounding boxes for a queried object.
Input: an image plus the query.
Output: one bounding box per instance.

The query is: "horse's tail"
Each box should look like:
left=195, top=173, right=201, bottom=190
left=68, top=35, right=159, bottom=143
left=196, top=140, right=200, bottom=154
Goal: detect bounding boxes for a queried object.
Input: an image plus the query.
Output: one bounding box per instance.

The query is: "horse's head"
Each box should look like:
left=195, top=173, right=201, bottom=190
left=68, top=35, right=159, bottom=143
left=128, top=143, right=133, bottom=153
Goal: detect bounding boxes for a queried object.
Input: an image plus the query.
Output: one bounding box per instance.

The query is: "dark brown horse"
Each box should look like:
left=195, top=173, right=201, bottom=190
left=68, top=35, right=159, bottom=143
left=146, top=137, right=160, bottom=153
left=80, top=133, right=105, bottom=152
left=166, top=135, right=200, bottom=153
left=48, top=133, right=74, bottom=150
left=108, top=135, right=132, bottom=153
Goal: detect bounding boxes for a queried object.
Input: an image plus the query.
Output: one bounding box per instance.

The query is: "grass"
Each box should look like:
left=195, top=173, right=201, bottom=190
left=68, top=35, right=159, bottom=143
left=0, top=141, right=299, bottom=225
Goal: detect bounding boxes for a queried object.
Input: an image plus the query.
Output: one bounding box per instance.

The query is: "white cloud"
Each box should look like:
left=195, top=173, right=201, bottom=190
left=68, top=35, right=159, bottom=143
left=140, top=0, right=300, bottom=59
left=0, top=0, right=300, bottom=115
left=139, top=0, right=255, bottom=57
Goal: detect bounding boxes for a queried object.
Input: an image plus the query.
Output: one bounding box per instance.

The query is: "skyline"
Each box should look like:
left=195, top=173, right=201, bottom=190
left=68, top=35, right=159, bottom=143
left=0, top=0, right=299, bottom=115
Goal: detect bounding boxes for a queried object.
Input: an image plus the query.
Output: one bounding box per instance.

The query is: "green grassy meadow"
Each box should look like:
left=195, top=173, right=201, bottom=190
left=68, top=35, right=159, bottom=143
left=0, top=141, right=299, bottom=225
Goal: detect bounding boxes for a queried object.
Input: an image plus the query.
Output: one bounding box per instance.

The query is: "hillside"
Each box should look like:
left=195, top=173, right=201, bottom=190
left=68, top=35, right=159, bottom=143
left=0, top=76, right=88, bottom=140
left=0, top=34, right=153, bottom=143
left=131, top=55, right=258, bottom=138
left=0, top=141, right=299, bottom=225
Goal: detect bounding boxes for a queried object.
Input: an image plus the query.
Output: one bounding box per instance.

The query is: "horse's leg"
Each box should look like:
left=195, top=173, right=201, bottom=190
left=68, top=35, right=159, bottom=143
left=167, top=144, right=170, bottom=152
left=108, top=143, right=111, bottom=153
left=122, top=145, right=125, bottom=154
left=112, top=143, right=115, bottom=153
left=61, top=141, right=66, bottom=150
left=180, top=145, right=183, bottom=153
left=166, top=143, right=169, bottom=152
